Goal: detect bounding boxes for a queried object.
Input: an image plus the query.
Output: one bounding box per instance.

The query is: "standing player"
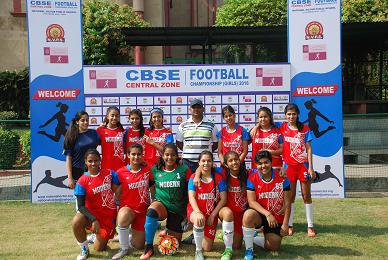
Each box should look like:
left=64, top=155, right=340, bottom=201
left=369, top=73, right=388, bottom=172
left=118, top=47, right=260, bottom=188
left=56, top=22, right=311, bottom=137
left=64, top=111, right=100, bottom=189
left=124, top=109, right=147, bottom=159
left=141, top=143, right=192, bottom=259
left=144, top=108, right=174, bottom=167
left=97, top=106, right=125, bottom=171
left=217, top=105, right=250, bottom=165
left=250, top=107, right=283, bottom=168
left=111, top=144, right=152, bottom=260
left=242, top=151, right=291, bottom=260
left=279, top=103, right=316, bottom=237
left=187, top=151, right=227, bottom=260
left=72, top=149, right=117, bottom=260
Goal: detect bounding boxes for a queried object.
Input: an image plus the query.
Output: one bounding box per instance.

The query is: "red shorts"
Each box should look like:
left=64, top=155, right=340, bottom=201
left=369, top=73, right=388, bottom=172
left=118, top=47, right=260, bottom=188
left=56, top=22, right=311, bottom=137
left=233, top=211, right=244, bottom=235
left=119, top=205, right=147, bottom=232
left=187, top=207, right=218, bottom=240
left=87, top=215, right=116, bottom=240
left=285, top=163, right=309, bottom=182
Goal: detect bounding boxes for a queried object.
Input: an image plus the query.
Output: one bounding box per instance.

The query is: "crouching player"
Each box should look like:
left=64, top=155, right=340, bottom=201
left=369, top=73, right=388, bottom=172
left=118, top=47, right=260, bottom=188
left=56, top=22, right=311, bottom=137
left=242, top=150, right=291, bottom=260
left=72, top=149, right=117, bottom=260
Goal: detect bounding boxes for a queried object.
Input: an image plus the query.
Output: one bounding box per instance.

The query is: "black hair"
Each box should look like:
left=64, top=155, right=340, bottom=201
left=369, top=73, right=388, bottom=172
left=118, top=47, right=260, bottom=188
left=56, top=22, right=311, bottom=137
left=127, top=143, right=144, bottom=155
left=64, top=111, right=89, bottom=150
left=103, top=106, right=124, bottom=130
left=129, top=109, right=145, bottom=138
left=149, top=108, right=163, bottom=131
left=155, top=143, right=180, bottom=170
left=84, top=148, right=101, bottom=171
left=284, top=103, right=304, bottom=131
left=221, top=105, right=236, bottom=118
left=254, top=150, right=272, bottom=164
left=198, top=150, right=217, bottom=177
left=223, top=151, right=248, bottom=189
left=257, top=106, right=275, bottom=127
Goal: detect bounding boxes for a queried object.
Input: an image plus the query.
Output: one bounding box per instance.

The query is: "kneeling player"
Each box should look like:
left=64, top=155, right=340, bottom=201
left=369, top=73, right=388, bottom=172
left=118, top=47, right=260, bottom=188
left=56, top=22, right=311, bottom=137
left=188, top=151, right=227, bottom=260
left=242, top=150, right=291, bottom=260
left=72, top=149, right=117, bottom=260
left=111, top=144, right=153, bottom=260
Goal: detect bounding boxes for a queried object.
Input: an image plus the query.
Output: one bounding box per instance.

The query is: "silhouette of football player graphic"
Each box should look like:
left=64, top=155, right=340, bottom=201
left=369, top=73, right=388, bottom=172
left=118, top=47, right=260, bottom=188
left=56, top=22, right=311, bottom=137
left=38, top=102, right=69, bottom=142
left=34, top=170, right=69, bottom=192
left=314, top=165, right=343, bottom=187
left=302, top=99, right=335, bottom=138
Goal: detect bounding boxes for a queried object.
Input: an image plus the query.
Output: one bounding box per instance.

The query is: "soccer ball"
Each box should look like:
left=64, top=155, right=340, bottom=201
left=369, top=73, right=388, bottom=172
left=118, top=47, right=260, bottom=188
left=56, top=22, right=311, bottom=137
left=157, top=234, right=179, bottom=255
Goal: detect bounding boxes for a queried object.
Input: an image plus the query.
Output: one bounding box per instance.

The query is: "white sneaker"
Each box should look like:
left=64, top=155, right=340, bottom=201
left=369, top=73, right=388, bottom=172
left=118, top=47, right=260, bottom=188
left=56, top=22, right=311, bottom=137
left=112, top=248, right=129, bottom=260
left=77, top=245, right=89, bottom=260
left=195, top=250, right=205, bottom=260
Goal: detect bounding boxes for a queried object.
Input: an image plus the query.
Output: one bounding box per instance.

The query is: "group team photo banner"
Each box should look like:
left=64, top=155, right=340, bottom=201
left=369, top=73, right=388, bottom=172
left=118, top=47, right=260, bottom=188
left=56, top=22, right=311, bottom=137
left=83, top=64, right=291, bottom=167
left=288, top=0, right=345, bottom=198
left=27, top=0, right=84, bottom=203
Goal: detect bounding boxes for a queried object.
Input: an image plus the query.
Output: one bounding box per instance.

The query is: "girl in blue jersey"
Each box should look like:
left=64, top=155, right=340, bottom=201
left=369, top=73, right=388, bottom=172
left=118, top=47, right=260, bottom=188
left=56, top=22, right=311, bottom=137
left=64, top=111, right=100, bottom=189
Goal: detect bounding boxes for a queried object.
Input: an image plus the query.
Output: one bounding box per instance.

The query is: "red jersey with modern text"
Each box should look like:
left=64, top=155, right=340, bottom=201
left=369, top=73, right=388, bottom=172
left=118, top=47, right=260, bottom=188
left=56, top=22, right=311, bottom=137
left=187, top=173, right=227, bottom=216
left=217, top=125, right=250, bottom=156
left=124, top=128, right=147, bottom=155
left=279, top=122, right=313, bottom=165
left=97, top=126, right=125, bottom=171
left=251, top=126, right=283, bottom=168
left=247, top=169, right=290, bottom=223
left=221, top=169, right=247, bottom=213
left=144, top=128, right=174, bottom=167
left=75, top=169, right=117, bottom=221
left=112, top=165, right=151, bottom=214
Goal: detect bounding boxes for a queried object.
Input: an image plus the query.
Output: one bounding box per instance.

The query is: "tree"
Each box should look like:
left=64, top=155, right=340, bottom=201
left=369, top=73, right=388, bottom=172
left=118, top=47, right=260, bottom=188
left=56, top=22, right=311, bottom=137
left=215, top=0, right=287, bottom=27
left=82, top=0, right=149, bottom=65
left=215, top=0, right=287, bottom=63
left=215, top=0, right=388, bottom=63
left=342, top=0, right=388, bottom=23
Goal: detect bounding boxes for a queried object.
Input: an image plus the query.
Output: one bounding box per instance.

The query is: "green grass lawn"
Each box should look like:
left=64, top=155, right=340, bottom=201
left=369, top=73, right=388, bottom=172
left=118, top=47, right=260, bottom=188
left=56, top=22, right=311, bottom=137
left=0, top=198, right=387, bottom=259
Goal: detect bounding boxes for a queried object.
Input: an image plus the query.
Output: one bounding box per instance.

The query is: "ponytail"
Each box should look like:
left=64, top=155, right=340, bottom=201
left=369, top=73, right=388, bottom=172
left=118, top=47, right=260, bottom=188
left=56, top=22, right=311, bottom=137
left=64, top=111, right=88, bottom=150
left=284, top=103, right=304, bottom=131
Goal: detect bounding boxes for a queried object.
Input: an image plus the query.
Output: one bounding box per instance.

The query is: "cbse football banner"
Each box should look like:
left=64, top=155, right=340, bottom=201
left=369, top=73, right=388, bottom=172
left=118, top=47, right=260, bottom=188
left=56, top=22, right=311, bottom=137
left=288, top=0, right=345, bottom=198
left=27, top=0, right=84, bottom=202
left=83, top=64, right=291, bottom=168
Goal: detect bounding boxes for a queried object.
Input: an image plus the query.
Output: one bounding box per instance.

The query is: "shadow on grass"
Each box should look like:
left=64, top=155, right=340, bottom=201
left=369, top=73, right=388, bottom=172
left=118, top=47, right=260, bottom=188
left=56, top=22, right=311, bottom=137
left=293, top=223, right=388, bottom=237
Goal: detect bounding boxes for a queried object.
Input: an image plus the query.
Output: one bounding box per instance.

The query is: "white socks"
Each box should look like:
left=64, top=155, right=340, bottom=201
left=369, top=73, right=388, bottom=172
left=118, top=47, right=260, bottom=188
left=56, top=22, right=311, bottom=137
left=222, top=221, right=234, bottom=249
left=289, top=203, right=295, bottom=227
left=253, top=235, right=265, bottom=248
left=118, top=226, right=130, bottom=250
left=242, top=226, right=255, bottom=250
left=193, top=225, right=204, bottom=251
left=77, top=240, right=88, bottom=248
left=305, top=203, right=314, bottom=228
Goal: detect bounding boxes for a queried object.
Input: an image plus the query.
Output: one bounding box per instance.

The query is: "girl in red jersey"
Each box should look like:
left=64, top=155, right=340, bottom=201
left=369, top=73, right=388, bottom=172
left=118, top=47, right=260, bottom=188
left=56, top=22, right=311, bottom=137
left=218, top=151, right=249, bottom=257
left=144, top=108, right=174, bottom=167
left=187, top=151, right=227, bottom=260
left=96, top=106, right=125, bottom=171
left=217, top=105, right=250, bottom=165
left=250, top=107, right=283, bottom=168
left=72, top=149, right=118, bottom=260
left=124, top=109, right=147, bottom=158
left=279, top=103, right=316, bottom=237
left=242, top=151, right=291, bottom=260
left=111, top=144, right=152, bottom=260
